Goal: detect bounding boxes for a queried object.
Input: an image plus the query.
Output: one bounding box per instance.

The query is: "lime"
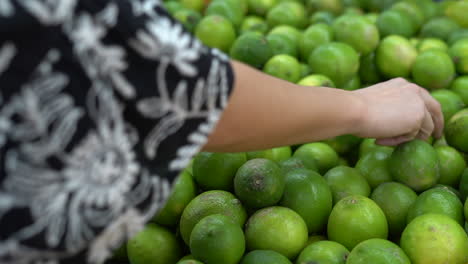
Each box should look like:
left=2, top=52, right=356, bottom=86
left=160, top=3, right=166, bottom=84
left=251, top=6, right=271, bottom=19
left=192, top=152, right=246, bottom=191
left=416, top=0, right=439, bottom=21
left=234, top=158, right=284, bottom=209
left=323, top=134, right=362, bottom=154
left=445, top=108, right=468, bottom=153
left=344, top=7, right=364, bottom=16
left=420, top=17, right=460, bottom=42
left=245, top=206, right=308, bottom=259
left=406, top=188, right=464, bottom=226
left=436, top=145, right=466, bottom=187
left=308, top=42, right=359, bottom=87
left=310, top=11, right=336, bottom=25
left=412, top=50, right=455, bottom=91
left=355, top=147, right=393, bottom=189
left=266, top=1, right=307, bottom=29
left=432, top=90, right=466, bottom=122
left=177, top=255, right=197, bottom=262
left=389, top=139, right=440, bottom=192
left=164, top=1, right=185, bottom=15
left=451, top=76, right=468, bottom=105
left=263, top=54, right=301, bottom=83
left=173, top=9, right=202, bottom=33
left=445, top=0, right=468, bottom=28
left=341, top=75, right=361, bottom=91
left=433, top=184, right=463, bottom=201
left=279, top=156, right=319, bottom=175
left=230, top=32, right=272, bottom=69
left=401, top=214, right=468, bottom=264
left=332, top=14, right=379, bottom=55
left=205, top=0, right=244, bottom=29
left=280, top=169, right=333, bottom=234
left=359, top=52, right=382, bottom=85
left=376, top=10, right=416, bottom=38
left=409, top=37, right=420, bottom=48
left=268, top=25, right=302, bottom=44
left=448, top=29, right=468, bottom=46
left=364, top=13, right=378, bottom=24
left=327, top=195, right=388, bottom=250
left=195, top=15, right=236, bottom=53
left=247, top=0, right=277, bottom=16
left=240, top=250, right=292, bottom=264
left=306, top=0, right=344, bottom=15
left=299, top=23, right=333, bottom=62
left=179, top=190, right=247, bottom=244
left=127, top=223, right=182, bottom=264
left=153, top=170, right=197, bottom=226
left=296, top=241, right=349, bottom=264
left=449, top=38, right=468, bottom=75
left=180, top=0, right=204, bottom=12
left=390, top=1, right=424, bottom=31
left=347, top=238, right=410, bottom=264
left=417, top=38, right=448, bottom=53
left=371, top=182, right=418, bottom=237
left=240, top=16, right=268, bottom=35
left=376, top=35, right=417, bottom=78
left=190, top=214, right=245, bottom=264
left=246, top=146, right=292, bottom=163
left=298, top=74, right=336, bottom=88
left=177, top=260, right=203, bottom=264
left=465, top=198, right=468, bottom=220
left=359, top=138, right=393, bottom=158
left=305, top=235, right=327, bottom=247
left=266, top=33, right=298, bottom=57
left=459, top=168, right=468, bottom=201
left=324, top=166, right=371, bottom=204
left=294, top=142, right=340, bottom=174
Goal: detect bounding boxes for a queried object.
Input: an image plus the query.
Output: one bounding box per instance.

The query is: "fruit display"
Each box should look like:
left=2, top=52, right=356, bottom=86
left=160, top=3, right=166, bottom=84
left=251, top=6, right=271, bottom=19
left=110, top=0, right=468, bottom=264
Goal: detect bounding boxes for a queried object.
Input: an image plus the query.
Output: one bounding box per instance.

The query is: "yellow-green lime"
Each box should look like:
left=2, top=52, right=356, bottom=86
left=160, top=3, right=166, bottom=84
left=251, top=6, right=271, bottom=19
left=416, top=0, right=439, bottom=20
left=230, top=32, right=272, bottom=69
left=449, top=38, right=468, bottom=75
left=323, top=134, right=362, bottom=154
left=332, top=14, right=379, bottom=55
left=263, top=54, right=301, bottom=83
left=298, top=74, right=336, bottom=88
left=234, top=158, right=285, bottom=209
left=420, top=17, right=460, bottom=42
left=280, top=169, right=333, bottom=234
left=310, top=11, right=336, bottom=25
left=432, top=89, right=466, bottom=122
left=247, top=146, right=292, bottom=163
left=266, top=1, right=307, bottom=29
left=346, top=238, right=410, bottom=264
left=445, top=0, right=468, bottom=28
left=359, top=52, right=382, bottom=85
left=390, top=1, right=424, bottom=30
left=306, top=0, right=344, bottom=15
left=299, top=23, right=333, bottom=62
left=409, top=37, right=420, bottom=48
left=180, top=0, right=204, bottom=12
left=247, top=0, right=277, bottom=16
left=195, top=15, right=236, bottom=53
left=279, top=156, right=319, bottom=174
left=127, top=223, right=182, bottom=264
left=245, top=206, right=308, bottom=259
left=451, top=76, right=468, bottom=105
left=240, top=16, right=268, bottom=35
left=435, top=145, right=466, bottom=186
left=305, top=235, right=327, bottom=247
left=173, top=9, right=202, bottom=33
left=300, top=63, right=312, bottom=79
left=240, top=250, right=292, bottom=264
left=358, top=138, right=393, bottom=158
left=417, top=38, right=448, bottom=53
left=324, top=166, right=371, bottom=204
left=400, top=214, right=468, bottom=264
left=448, top=29, right=468, bottom=45
left=189, top=214, right=245, bottom=264
left=268, top=25, right=302, bottom=44
left=341, top=75, right=361, bottom=91
left=355, top=147, right=393, bottom=189
left=433, top=184, right=463, bottom=201
left=445, top=108, right=468, bottom=153
left=388, top=139, right=440, bottom=192
left=308, top=42, right=359, bottom=87
left=376, top=35, right=417, bottom=78
left=371, top=182, right=418, bottom=237
left=296, top=240, right=349, bottom=264
left=179, top=190, right=247, bottom=244
left=327, top=195, right=388, bottom=250
left=406, top=187, right=464, bottom=226
left=192, top=152, right=246, bottom=191
left=177, top=260, right=203, bottom=264
left=412, top=50, right=455, bottom=90
left=177, top=255, right=197, bottom=262
left=205, top=0, right=244, bottom=29
left=376, top=10, right=416, bottom=38
left=164, top=1, right=185, bottom=15
left=344, top=7, right=364, bottom=16
left=153, top=170, right=197, bottom=226
left=293, top=142, right=340, bottom=174
left=266, top=33, right=298, bottom=57
left=364, top=12, right=378, bottom=24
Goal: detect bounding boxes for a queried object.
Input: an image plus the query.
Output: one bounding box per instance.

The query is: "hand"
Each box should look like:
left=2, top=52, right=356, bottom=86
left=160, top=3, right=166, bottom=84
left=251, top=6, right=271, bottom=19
left=352, top=78, right=444, bottom=146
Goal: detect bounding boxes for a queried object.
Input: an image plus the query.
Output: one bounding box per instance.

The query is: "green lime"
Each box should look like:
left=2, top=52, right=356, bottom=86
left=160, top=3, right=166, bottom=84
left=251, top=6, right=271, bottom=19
left=246, top=146, right=292, bottom=163
left=280, top=169, right=333, bottom=234
left=355, top=147, right=393, bottom=189
left=127, top=223, right=182, bottom=264
left=451, top=76, right=468, bottom=105
left=341, top=75, right=361, bottom=91
left=417, top=38, right=448, bottom=53
left=448, top=29, right=468, bottom=46
left=420, top=17, right=460, bottom=42
left=310, top=11, right=336, bottom=25
left=247, top=0, right=277, bottom=16
left=445, top=108, right=468, bottom=153
left=359, top=52, right=382, bottom=85
left=240, top=250, right=292, bottom=264
left=445, top=0, right=468, bottom=28
left=371, top=182, right=418, bottom=237
left=205, top=0, right=244, bottom=29
left=268, top=25, right=302, bottom=44
left=347, top=239, right=410, bottom=264
left=407, top=188, right=464, bottom=226
left=296, top=240, right=350, bottom=264
left=179, top=190, right=247, bottom=245
left=279, top=156, right=319, bottom=175
left=400, top=214, right=468, bottom=264
left=306, top=0, right=344, bottom=15
left=299, top=23, right=333, bottom=62
left=308, top=42, right=359, bottom=87
left=412, top=50, right=455, bottom=91
left=364, top=12, right=378, bottom=24
left=298, top=74, right=336, bottom=88
left=294, top=142, right=340, bottom=174
left=449, top=38, right=468, bottom=75
left=234, top=158, right=284, bottom=209
left=323, top=134, right=362, bottom=154
left=266, top=33, right=298, bottom=57
left=266, top=1, right=307, bottom=29
left=230, top=32, right=272, bottom=69
left=390, top=1, right=424, bottom=31
left=240, top=16, right=268, bottom=35
left=358, top=138, right=393, bottom=158
left=332, top=14, right=379, bottom=55
left=190, top=214, right=245, bottom=264
left=324, top=166, right=371, bottom=204
left=192, top=152, right=246, bottom=191
left=173, top=9, right=202, bottom=33
left=300, top=63, right=313, bottom=78
left=305, top=235, right=327, bottom=247
left=376, top=10, right=416, bottom=38
left=180, top=0, right=204, bottom=12
left=432, top=90, right=466, bottom=122
left=177, top=260, right=203, bottom=264
left=376, top=35, right=417, bottom=78
left=245, top=206, right=308, bottom=259
left=263, top=54, right=301, bottom=83
left=435, top=145, right=466, bottom=186
left=459, top=168, right=468, bottom=201
left=389, top=139, right=440, bottom=192
left=164, top=1, right=185, bottom=15
left=195, top=15, right=236, bottom=53
left=327, top=195, right=388, bottom=250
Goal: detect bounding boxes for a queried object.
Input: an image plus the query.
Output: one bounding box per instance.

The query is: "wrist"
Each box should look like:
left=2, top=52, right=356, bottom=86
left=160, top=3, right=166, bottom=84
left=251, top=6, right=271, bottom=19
left=348, top=90, right=368, bottom=136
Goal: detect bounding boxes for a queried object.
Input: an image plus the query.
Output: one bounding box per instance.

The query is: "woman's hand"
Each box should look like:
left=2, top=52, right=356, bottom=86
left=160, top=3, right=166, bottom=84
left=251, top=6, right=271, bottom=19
left=353, top=78, right=444, bottom=146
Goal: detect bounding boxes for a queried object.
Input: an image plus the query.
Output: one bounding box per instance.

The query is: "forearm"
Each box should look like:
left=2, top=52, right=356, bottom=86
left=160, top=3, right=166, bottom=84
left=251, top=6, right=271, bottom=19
left=203, top=60, right=364, bottom=152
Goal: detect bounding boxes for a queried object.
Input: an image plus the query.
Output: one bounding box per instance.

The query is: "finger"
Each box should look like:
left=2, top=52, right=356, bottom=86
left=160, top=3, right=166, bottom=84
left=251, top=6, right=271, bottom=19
left=376, top=130, right=419, bottom=146
left=416, top=107, right=435, bottom=141
left=418, top=87, right=444, bottom=138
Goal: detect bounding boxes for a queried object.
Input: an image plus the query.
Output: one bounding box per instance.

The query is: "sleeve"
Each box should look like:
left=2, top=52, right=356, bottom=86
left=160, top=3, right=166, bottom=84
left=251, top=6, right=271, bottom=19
left=0, top=1, right=235, bottom=263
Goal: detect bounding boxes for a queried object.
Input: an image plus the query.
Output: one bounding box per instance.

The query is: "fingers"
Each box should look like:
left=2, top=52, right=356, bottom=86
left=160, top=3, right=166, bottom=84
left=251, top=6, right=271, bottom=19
left=418, top=87, right=444, bottom=138
left=416, top=107, right=435, bottom=141
left=376, top=130, right=419, bottom=146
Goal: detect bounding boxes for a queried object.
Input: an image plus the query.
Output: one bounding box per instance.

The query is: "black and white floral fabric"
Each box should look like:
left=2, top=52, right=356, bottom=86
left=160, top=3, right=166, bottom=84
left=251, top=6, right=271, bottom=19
left=0, top=1, right=234, bottom=263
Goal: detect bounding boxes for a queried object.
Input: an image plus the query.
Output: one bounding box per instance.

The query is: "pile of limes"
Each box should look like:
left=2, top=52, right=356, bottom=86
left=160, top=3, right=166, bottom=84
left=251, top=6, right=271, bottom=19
left=110, top=0, right=468, bottom=264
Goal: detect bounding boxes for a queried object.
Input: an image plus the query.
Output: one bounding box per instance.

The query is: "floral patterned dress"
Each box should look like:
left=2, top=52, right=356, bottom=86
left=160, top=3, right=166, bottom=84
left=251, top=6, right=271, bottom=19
left=0, top=1, right=234, bottom=263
